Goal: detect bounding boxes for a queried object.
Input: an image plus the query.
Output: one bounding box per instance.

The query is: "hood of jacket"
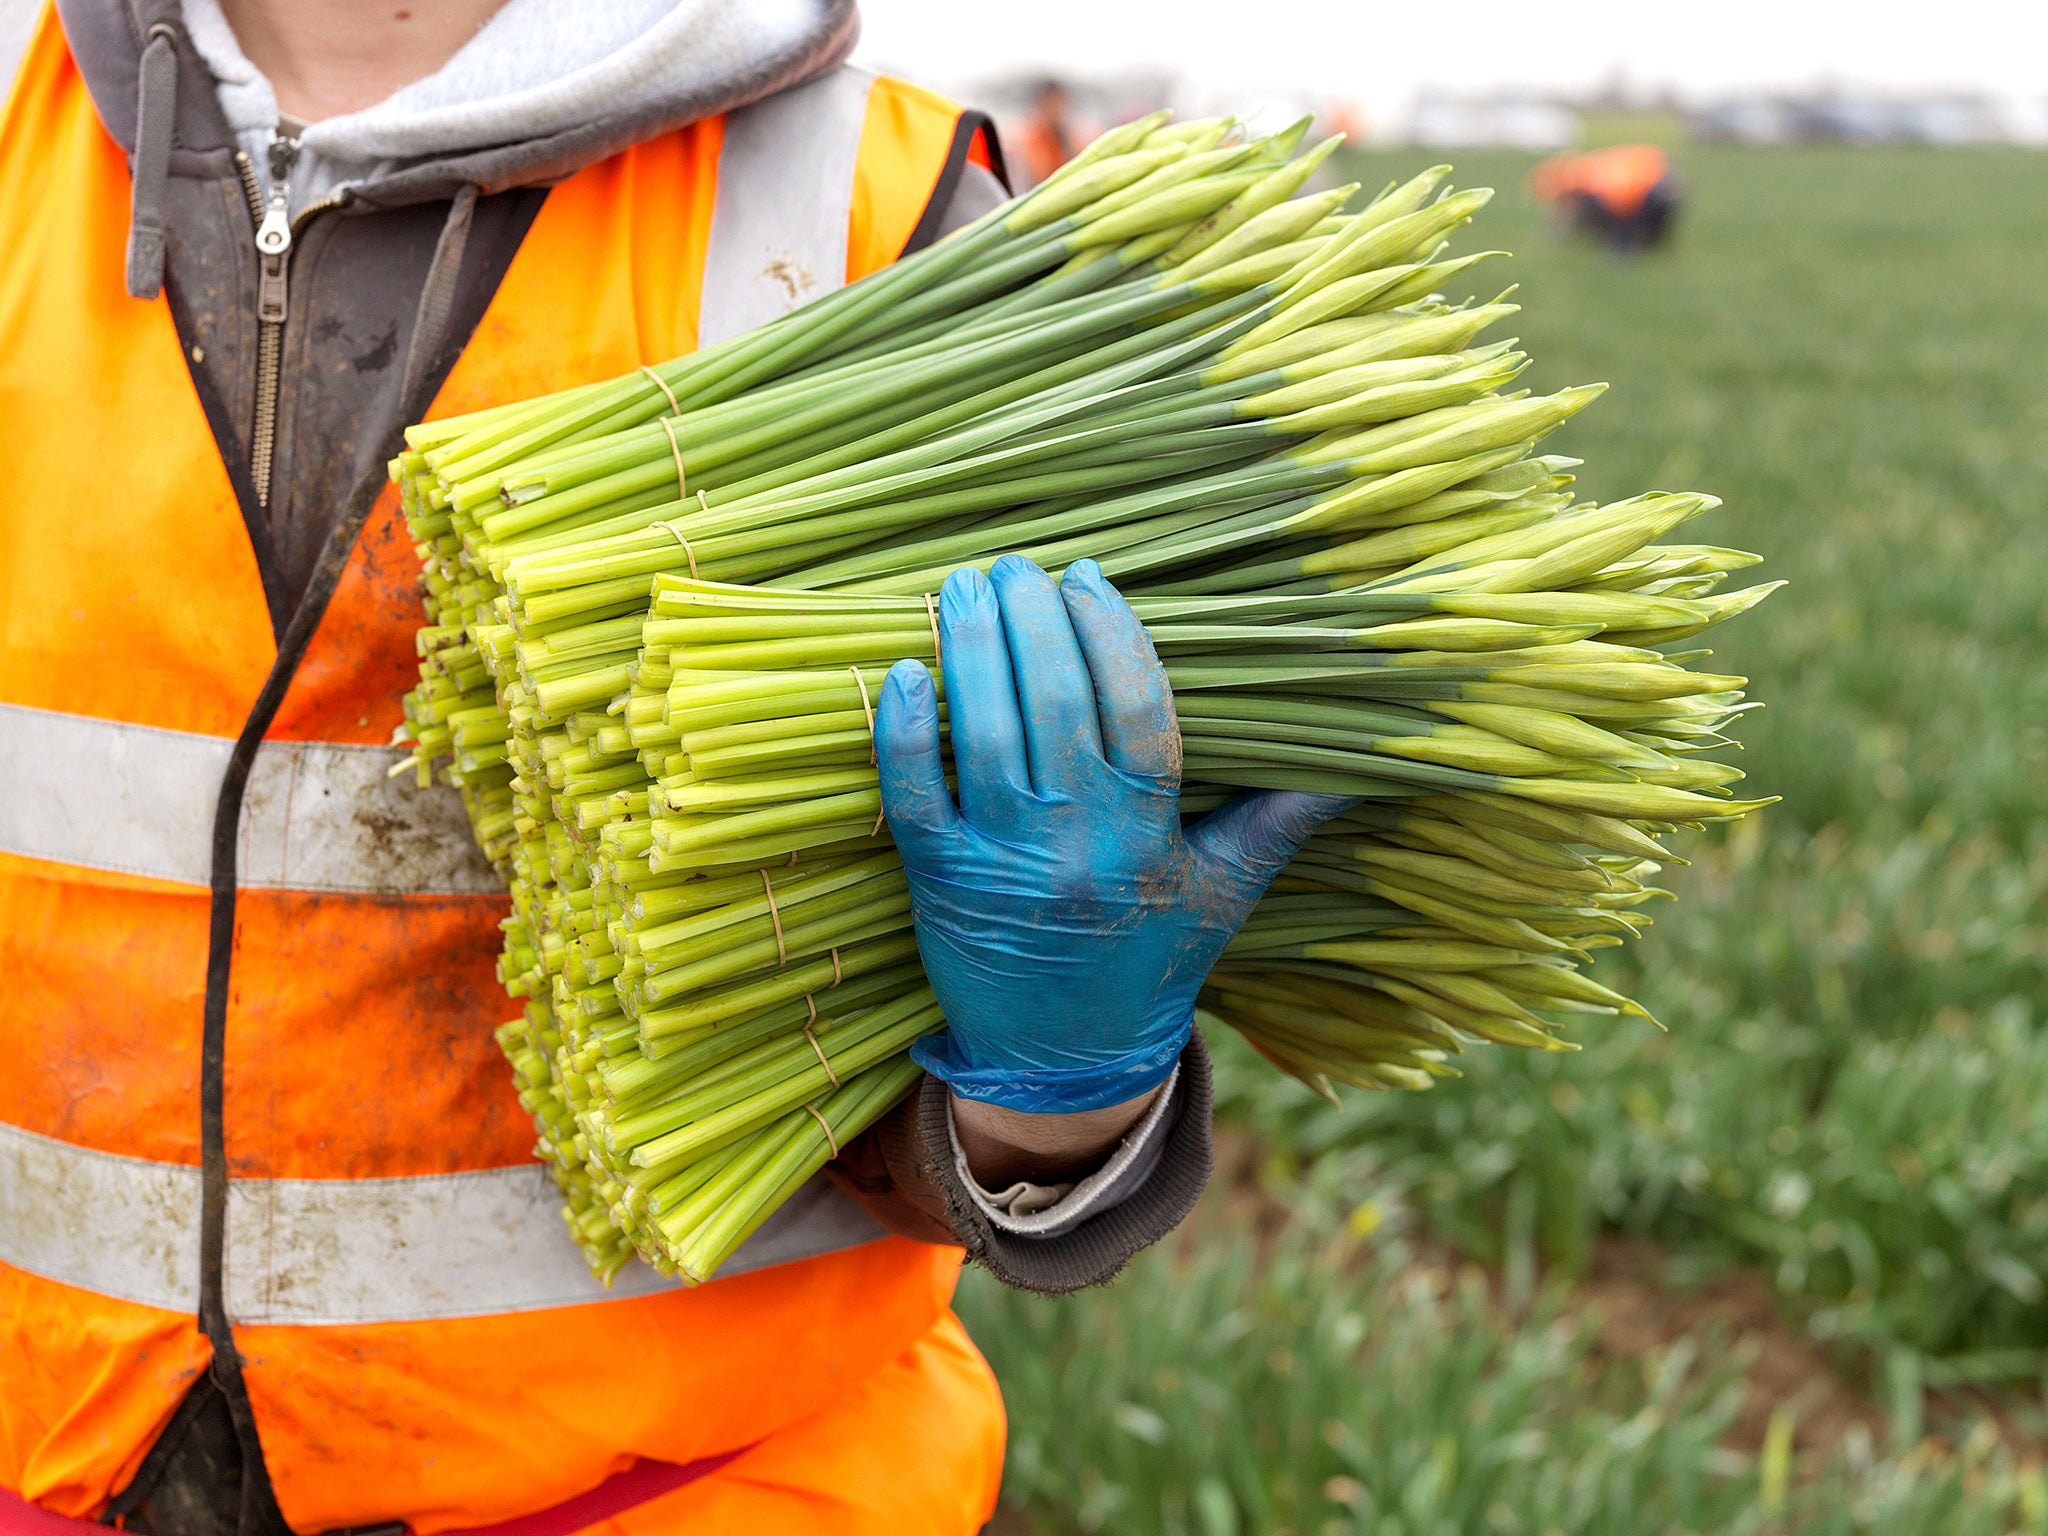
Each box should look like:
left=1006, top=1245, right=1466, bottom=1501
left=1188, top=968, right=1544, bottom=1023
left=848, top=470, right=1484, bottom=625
left=56, top=0, right=860, bottom=211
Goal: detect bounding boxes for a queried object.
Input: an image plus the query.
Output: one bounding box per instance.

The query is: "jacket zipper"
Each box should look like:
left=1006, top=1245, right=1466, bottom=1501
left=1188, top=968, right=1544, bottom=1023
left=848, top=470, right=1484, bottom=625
left=233, top=139, right=343, bottom=510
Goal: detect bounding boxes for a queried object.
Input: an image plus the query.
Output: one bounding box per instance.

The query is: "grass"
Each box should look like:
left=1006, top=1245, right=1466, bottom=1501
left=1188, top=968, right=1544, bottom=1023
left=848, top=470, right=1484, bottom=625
left=958, top=1217, right=2048, bottom=1536
left=961, top=146, right=2048, bottom=1527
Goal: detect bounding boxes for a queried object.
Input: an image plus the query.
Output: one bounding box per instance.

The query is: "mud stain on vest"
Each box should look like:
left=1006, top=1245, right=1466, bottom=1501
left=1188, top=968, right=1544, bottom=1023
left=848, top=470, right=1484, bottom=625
left=233, top=746, right=498, bottom=895
left=0, top=1127, right=198, bottom=1305
left=219, top=881, right=525, bottom=1183
left=226, top=1176, right=429, bottom=1324
left=762, top=255, right=816, bottom=309
left=336, top=773, right=500, bottom=896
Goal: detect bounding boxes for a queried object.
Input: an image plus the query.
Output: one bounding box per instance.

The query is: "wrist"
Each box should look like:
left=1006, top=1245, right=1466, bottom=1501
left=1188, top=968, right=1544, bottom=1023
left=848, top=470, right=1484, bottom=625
left=950, top=1084, right=1164, bottom=1188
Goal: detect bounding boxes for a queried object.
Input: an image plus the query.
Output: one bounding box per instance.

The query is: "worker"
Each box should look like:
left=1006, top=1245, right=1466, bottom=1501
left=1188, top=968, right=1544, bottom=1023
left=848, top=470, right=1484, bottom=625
left=1010, top=75, right=1079, bottom=188
left=0, top=2, right=1351, bottom=1532
left=1529, top=143, right=1680, bottom=251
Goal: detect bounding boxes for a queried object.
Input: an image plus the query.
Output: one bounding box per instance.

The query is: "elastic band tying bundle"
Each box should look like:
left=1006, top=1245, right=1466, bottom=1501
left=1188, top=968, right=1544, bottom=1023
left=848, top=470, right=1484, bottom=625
left=849, top=665, right=876, bottom=760
left=649, top=516, right=698, bottom=578
left=638, top=364, right=682, bottom=415
left=799, top=949, right=845, bottom=1069
left=759, top=869, right=786, bottom=965
left=801, top=1022, right=841, bottom=1088
left=656, top=415, right=686, bottom=497
left=847, top=665, right=890, bottom=837
left=801, top=1102, right=840, bottom=1158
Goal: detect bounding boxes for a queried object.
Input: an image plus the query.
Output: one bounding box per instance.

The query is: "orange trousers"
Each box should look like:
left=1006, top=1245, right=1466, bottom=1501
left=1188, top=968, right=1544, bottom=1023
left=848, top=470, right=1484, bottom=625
left=0, top=1313, right=1002, bottom=1535
left=571, top=1312, right=1005, bottom=1536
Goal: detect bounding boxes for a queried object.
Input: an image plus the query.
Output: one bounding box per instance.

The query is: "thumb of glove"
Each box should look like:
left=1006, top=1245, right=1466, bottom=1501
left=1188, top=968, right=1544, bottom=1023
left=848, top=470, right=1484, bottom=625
left=1184, top=789, right=1361, bottom=896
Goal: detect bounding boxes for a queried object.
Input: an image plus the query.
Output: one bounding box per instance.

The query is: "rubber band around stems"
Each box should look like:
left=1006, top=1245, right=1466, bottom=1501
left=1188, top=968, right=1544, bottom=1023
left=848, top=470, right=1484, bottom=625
left=847, top=665, right=890, bottom=837
left=649, top=520, right=698, bottom=578
left=637, top=364, right=682, bottom=416
left=759, top=869, right=786, bottom=965
left=801, top=1022, right=841, bottom=1088
left=801, top=1102, right=840, bottom=1159
left=799, top=952, right=844, bottom=1065
left=849, top=665, right=877, bottom=761
left=656, top=415, right=687, bottom=496
left=850, top=611, right=938, bottom=836
left=650, top=493, right=710, bottom=580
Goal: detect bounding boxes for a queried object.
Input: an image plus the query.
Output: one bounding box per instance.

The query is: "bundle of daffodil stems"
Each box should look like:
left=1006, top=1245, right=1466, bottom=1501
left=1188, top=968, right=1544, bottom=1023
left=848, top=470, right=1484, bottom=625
left=390, top=113, right=1777, bottom=1284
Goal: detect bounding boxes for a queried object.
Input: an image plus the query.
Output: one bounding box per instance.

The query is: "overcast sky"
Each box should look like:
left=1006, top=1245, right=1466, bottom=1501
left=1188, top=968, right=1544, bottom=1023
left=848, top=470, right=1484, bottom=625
left=854, top=1, right=2048, bottom=115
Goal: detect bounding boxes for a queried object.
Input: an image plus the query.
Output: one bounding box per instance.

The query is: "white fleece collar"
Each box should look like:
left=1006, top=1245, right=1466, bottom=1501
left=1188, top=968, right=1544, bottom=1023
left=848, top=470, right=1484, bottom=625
left=181, top=0, right=831, bottom=201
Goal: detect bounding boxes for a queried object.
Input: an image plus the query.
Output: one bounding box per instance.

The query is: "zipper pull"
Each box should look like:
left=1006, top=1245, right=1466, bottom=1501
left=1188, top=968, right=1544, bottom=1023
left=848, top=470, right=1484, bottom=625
left=256, top=137, right=299, bottom=323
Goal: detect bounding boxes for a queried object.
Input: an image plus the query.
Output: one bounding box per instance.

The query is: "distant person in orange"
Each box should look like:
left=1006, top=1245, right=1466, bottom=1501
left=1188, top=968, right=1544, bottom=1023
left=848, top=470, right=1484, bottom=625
left=1016, top=77, right=1080, bottom=187
left=1531, top=144, right=1680, bottom=250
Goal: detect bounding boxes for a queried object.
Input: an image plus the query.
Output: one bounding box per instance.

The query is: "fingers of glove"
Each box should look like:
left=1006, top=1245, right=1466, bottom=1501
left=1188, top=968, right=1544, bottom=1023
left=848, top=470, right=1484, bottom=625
left=988, top=555, right=1103, bottom=793
left=939, top=566, right=1031, bottom=827
left=1059, top=558, right=1180, bottom=783
left=1187, top=790, right=1360, bottom=894
left=875, top=659, right=962, bottom=866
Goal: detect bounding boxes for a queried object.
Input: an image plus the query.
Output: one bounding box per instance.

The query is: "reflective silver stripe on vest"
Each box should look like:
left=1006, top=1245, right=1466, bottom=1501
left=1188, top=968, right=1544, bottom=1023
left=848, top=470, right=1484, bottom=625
left=0, top=0, right=38, bottom=107
left=0, top=1121, right=885, bottom=1323
left=0, top=701, right=499, bottom=895
left=696, top=64, right=875, bottom=347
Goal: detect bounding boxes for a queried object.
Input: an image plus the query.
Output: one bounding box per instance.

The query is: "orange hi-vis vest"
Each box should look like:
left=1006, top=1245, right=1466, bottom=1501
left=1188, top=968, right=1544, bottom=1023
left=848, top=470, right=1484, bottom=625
left=0, top=10, right=1002, bottom=1530
left=1530, top=144, right=1670, bottom=218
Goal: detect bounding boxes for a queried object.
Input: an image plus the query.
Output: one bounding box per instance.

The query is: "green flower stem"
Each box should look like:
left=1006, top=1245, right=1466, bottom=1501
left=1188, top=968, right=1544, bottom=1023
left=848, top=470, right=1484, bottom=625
left=673, top=1055, right=924, bottom=1280
left=628, top=993, right=941, bottom=1170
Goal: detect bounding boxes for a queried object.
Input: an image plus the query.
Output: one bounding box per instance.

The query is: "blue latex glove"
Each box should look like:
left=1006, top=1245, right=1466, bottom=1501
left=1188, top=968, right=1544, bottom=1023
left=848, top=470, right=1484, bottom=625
left=875, top=555, right=1354, bottom=1114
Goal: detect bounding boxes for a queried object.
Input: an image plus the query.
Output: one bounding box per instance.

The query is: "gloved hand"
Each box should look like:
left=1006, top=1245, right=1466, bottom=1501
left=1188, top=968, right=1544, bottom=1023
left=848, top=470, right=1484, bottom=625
left=875, top=555, right=1354, bottom=1114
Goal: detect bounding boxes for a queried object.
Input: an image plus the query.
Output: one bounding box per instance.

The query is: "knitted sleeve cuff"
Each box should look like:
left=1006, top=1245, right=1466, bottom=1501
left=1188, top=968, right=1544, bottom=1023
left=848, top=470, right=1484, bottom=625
left=946, top=1066, right=1181, bottom=1238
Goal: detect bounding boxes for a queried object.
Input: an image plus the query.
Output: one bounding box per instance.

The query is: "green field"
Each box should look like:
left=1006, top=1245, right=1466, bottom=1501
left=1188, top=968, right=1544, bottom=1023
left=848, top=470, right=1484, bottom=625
left=958, top=146, right=2048, bottom=1532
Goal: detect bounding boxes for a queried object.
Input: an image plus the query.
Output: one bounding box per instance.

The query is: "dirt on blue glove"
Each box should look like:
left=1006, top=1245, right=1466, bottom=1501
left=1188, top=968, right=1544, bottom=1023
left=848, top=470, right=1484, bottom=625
left=875, top=555, right=1353, bottom=1114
